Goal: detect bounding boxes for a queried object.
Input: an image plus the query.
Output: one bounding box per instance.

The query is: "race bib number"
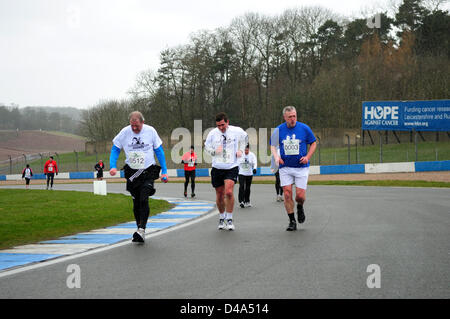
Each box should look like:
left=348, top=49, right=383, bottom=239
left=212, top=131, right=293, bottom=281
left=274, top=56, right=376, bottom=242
left=48, top=166, right=54, bottom=172
left=215, top=150, right=233, bottom=164
left=188, top=161, right=194, bottom=167
left=240, top=162, right=250, bottom=170
left=129, top=151, right=145, bottom=169
left=283, top=137, right=300, bottom=155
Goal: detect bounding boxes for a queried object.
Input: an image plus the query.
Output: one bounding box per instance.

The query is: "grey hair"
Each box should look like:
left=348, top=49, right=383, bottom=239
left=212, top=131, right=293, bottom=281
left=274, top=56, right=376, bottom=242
left=282, top=106, right=296, bottom=115
left=129, top=111, right=145, bottom=122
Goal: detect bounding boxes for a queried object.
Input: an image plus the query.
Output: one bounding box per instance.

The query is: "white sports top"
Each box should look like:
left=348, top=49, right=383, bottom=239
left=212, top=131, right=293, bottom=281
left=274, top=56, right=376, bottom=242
left=204, top=125, right=248, bottom=170
left=112, top=124, right=162, bottom=170
left=238, top=151, right=257, bottom=176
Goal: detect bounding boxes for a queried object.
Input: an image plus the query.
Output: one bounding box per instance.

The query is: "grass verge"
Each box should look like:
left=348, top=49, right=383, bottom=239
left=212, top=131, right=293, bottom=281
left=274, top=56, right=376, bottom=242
left=247, top=179, right=450, bottom=187
left=0, top=189, right=172, bottom=250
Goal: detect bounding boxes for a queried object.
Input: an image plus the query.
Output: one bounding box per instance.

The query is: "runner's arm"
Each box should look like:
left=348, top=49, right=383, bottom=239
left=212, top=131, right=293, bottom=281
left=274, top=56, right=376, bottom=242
left=109, top=145, right=121, bottom=169
left=154, top=145, right=168, bottom=175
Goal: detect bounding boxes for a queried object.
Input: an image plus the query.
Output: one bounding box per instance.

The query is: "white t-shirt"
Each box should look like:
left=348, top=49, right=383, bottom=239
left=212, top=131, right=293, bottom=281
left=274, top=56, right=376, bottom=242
left=204, top=125, right=248, bottom=170
left=24, top=168, right=32, bottom=179
left=112, top=124, right=162, bottom=170
left=238, top=151, right=257, bottom=176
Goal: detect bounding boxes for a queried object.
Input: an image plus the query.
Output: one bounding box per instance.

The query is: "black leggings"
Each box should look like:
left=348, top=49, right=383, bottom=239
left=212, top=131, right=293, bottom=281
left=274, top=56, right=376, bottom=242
left=275, top=171, right=283, bottom=195
left=129, top=180, right=155, bottom=229
left=238, top=174, right=253, bottom=203
left=184, top=170, right=196, bottom=193
left=46, top=173, right=54, bottom=187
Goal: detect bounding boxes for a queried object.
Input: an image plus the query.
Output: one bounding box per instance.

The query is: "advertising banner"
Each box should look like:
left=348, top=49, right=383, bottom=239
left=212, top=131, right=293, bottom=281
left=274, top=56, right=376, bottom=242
left=362, top=100, right=450, bottom=131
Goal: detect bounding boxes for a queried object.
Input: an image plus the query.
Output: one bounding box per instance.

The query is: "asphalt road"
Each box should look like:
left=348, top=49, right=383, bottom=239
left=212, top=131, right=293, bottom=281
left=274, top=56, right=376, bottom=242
left=0, top=181, right=449, bottom=299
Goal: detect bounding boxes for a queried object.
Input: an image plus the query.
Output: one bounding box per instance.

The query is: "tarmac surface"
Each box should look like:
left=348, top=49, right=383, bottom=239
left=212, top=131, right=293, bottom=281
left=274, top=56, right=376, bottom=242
left=0, top=181, right=449, bottom=298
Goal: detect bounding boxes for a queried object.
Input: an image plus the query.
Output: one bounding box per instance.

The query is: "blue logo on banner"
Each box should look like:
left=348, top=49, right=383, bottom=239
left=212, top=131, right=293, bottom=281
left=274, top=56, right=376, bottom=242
left=362, top=100, right=450, bottom=131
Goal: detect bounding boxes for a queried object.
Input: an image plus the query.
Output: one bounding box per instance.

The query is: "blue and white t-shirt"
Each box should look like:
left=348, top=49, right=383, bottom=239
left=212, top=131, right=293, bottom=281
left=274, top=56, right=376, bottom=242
left=270, top=122, right=316, bottom=168
left=112, top=124, right=162, bottom=170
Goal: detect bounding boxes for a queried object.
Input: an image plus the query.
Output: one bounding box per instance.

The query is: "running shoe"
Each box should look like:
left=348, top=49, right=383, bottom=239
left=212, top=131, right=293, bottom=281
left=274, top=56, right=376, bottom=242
left=226, top=219, right=235, bottom=231
left=191, top=193, right=195, bottom=198
left=218, top=219, right=225, bottom=230
left=297, top=204, right=305, bottom=224
left=132, top=228, right=145, bottom=243
left=184, top=191, right=187, bottom=198
left=245, top=202, right=252, bottom=207
left=240, top=202, right=245, bottom=208
left=286, top=220, right=297, bottom=231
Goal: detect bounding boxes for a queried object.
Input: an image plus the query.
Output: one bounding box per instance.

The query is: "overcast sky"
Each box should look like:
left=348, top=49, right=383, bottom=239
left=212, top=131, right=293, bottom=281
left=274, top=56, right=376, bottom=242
left=0, top=0, right=447, bottom=109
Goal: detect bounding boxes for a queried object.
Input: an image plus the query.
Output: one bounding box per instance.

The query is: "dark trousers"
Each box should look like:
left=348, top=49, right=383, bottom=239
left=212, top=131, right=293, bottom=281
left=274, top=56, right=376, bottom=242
left=129, top=180, right=155, bottom=230
left=184, top=170, right=196, bottom=193
left=275, top=171, right=283, bottom=195
left=46, top=173, right=55, bottom=187
left=238, top=174, right=253, bottom=203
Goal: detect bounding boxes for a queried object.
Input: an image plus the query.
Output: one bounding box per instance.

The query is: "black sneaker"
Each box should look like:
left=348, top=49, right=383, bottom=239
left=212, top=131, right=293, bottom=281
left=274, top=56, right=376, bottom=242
left=286, top=220, right=297, bottom=231
left=191, top=193, right=195, bottom=198
left=240, top=202, right=245, bottom=208
left=297, top=204, right=305, bottom=224
left=184, top=191, right=187, bottom=198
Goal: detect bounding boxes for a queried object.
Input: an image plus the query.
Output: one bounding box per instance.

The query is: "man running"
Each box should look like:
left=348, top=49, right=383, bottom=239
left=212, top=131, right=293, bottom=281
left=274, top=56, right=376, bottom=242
left=181, top=145, right=197, bottom=198
left=238, top=144, right=257, bottom=208
left=109, top=111, right=169, bottom=243
left=270, top=106, right=317, bottom=231
left=44, top=156, right=58, bottom=190
left=205, top=112, right=248, bottom=231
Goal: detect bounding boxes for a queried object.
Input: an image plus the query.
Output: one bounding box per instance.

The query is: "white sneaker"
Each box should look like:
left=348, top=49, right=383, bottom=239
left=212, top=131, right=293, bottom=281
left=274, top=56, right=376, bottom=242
left=226, top=219, right=235, bottom=231
left=245, top=202, right=252, bottom=207
left=239, top=202, right=245, bottom=208
left=218, top=219, right=225, bottom=230
left=278, top=195, right=284, bottom=201
left=132, top=228, right=145, bottom=243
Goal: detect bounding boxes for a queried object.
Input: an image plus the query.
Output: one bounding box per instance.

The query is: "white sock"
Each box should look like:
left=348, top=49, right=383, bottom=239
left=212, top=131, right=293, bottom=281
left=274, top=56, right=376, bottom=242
left=226, top=212, right=233, bottom=220
left=220, top=213, right=225, bottom=219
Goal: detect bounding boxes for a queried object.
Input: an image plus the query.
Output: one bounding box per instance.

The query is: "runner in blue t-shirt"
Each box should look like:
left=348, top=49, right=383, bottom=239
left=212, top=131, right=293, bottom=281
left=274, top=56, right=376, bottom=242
left=270, top=106, right=317, bottom=231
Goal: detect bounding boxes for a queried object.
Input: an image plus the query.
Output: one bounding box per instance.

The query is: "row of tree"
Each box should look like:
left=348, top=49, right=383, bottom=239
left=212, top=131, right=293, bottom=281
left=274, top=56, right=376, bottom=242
left=0, top=105, right=81, bottom=134
left=80, top=0, right=449, bottom=141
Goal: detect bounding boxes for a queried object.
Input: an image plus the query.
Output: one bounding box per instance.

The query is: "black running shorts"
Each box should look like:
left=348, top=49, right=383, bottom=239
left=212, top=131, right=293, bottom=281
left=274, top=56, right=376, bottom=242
left=211, top=166, right=239, bottom=188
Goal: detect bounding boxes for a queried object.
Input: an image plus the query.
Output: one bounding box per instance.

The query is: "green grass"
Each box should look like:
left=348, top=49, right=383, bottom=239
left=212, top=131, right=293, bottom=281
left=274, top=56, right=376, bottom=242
left=309, top=141, right=450, bottom=165
left=0, top=189, right=172, bottom=250
left=247, top=179, right=450, bottom=187
left=307, top=180, right=450, bottom=187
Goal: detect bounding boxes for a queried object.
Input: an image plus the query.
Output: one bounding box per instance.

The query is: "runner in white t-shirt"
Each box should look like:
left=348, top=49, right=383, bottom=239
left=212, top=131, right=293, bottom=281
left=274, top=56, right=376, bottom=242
left=237, top=145, right=257, bottom=208
left=204, top=112, right=248, bottom=231
left=109, top=111, right=169, bottom=243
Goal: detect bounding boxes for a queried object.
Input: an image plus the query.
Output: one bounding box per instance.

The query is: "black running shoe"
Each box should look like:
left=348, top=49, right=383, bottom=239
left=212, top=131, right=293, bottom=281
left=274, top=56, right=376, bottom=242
left=184, top=191, right=187, bottom=198
left=286, top=220, right=297, bottom=231
left=191, top=193, right=195, bottom=198
left=297, top=204, right=305, bottom=224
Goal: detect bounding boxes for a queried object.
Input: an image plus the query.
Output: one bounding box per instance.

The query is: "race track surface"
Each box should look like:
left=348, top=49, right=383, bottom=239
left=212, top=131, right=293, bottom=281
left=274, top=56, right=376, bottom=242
left=0, top=182, right=448, bottom=298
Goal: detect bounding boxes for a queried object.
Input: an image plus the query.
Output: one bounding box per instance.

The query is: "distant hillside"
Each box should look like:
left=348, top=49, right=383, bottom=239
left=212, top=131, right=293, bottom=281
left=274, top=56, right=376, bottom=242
left=0, top=130, right=86, bottom=161
left=21, top=106, right=82, bottom=121
left=0, top=105, right=83, bottom=134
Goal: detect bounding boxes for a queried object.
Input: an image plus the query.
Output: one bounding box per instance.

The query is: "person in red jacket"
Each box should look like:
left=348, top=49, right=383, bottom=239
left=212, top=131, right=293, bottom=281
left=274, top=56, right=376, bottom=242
left=44, top=156, right=58, bottom=190
left=181, top=145, right=197, bottom=198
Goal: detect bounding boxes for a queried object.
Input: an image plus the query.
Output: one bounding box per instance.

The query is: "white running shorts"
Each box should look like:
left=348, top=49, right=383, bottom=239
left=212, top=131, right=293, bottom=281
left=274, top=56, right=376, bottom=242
left=279, top=166, right=310, bottom=189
